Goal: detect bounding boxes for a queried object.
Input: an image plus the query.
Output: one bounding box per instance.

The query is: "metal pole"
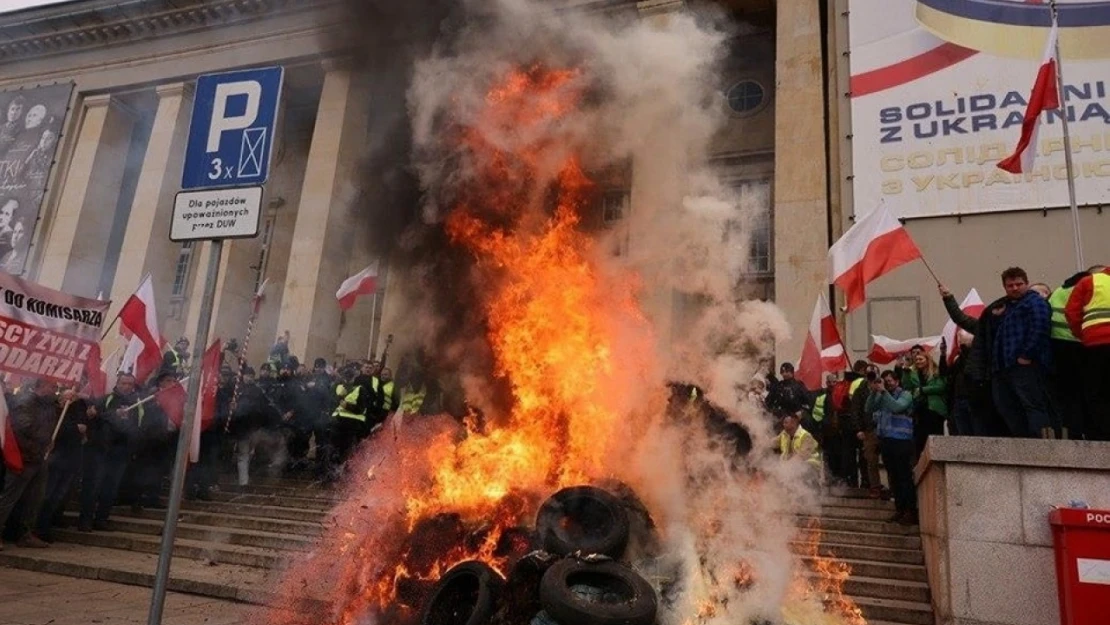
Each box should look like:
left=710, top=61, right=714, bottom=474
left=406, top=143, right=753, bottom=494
left=1051, top=1, right=1086, bottom=272
left=147, top=240, right=223, bottom=625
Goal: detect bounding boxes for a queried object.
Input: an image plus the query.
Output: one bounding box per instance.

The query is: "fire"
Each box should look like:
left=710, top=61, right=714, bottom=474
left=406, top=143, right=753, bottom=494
left=786, top=521, right=868, bottom=625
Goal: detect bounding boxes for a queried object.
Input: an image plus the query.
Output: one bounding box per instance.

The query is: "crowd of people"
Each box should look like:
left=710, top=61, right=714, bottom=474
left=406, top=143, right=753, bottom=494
left=0, top=335, right=439, bottom=550
left=771, top=265, right=1110, bottom=526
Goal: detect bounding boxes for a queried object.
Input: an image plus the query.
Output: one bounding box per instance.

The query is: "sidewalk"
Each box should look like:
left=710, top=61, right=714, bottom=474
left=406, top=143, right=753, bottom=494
left=0, top=568, right=257, bottom=625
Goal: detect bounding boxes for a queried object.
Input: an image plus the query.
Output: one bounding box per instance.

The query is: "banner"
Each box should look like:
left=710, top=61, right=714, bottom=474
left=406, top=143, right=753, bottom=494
left=847, top=0, right=1110, bottom=219
left=0, top=83, right=73, bottom=273
left=0, top=271, right=109, bottom=386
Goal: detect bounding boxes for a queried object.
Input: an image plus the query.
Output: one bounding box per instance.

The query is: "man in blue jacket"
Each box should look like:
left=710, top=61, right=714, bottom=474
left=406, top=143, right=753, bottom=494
left=866, top=370, right=917, bottom=526
left=992, top=267, right=1054, bottom=438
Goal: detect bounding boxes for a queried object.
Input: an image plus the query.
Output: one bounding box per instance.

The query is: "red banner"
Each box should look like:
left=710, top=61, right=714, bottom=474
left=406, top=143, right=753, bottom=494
left=0, top=271, right=109, bottom=386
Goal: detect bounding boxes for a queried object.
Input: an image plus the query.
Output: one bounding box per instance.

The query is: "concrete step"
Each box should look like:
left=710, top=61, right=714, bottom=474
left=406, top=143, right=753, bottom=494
left=801, top=556, right=928, bottom=583
left=0, top=542, right=272, bottom=603
left=177, top=500, right=330, bottom=523
left=843, top=575, right=930, bottom=604
left=52, top=528, right=289, bottom=570
left=794, top=541, right=926, bottom=566
left=853, top=596, right=934, bottom=625
left=815, top=529, right=921, bottom=550
left=206, top=490, right=335, bottom=511
left=820, top=496, right=894, bottom=510
left=218, top=482, right=341, bottom=502
left=798, top=515, right=919, bottom=537
left=58, top=513, right=314, bottom=552
left=108, top=508, right=325, bottom=537
left=818, top=504, right=899, bottom=521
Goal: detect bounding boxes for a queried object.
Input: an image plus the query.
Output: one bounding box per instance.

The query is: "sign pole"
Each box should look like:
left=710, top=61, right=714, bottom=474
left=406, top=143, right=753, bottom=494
left=1051, top=1, right=1086, bottom=272
left=147, top=240, right=223, bottom=625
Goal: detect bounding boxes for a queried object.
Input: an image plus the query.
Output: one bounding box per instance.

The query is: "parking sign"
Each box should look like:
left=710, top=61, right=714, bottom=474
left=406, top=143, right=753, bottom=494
left=182, top=66, right=283, bottom=190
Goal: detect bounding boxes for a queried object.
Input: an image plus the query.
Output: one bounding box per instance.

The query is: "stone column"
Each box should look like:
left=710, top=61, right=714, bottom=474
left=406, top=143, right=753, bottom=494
left=36, top=94, right=136, bottom=295
left=773, top=0, right=830, bottom=365
left=276, top=65, right=369, bottom=361
left=107, top=83, right=194, bottom=350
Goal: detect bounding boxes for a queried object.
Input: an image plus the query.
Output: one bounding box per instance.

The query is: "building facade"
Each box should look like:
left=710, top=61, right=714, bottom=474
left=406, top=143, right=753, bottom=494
left=0, top=0, right=833, bottom=369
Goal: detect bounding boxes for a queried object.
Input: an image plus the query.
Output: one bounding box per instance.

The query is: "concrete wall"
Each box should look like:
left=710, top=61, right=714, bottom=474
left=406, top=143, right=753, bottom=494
left=916, top=437, right=1110, bottom=625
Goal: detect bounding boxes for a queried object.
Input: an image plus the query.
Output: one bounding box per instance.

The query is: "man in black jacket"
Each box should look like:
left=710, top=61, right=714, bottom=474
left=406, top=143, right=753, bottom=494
left=766, top=363, right=811, bottom=420
left=79, top=374, right=143, bottom=531
left=940, top=284, right=1009, bottom=436
left=0, top=378, right=62, bottom=549
left=34, top=385, right=87, bottom=541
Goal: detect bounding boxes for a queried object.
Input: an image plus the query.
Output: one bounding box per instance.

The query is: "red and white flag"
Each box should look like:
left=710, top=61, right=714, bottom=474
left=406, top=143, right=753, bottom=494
left=797, top=293, right=850, bottom=390
left=998, top=16, right=1059, bottom=174
left=191, top=339, right=222, bottom=463
left=0, top=391, right=20, bottom=473
left=337, top=262, right=379, bottom=311
left=868, top=334, right=941, bottom=365
left=118, top=275, right=162, bottom=383
left=156, top=379, right=187, bottom=431
left=251, top=278, right=269, bottom=316
left=829, top=205, right=923, bottom=312
left=941, top=289, right=985, bottom=365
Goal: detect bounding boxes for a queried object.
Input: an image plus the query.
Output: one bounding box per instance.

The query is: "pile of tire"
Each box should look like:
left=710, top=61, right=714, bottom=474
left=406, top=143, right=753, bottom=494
left=419, top=484, right=659, bottom=625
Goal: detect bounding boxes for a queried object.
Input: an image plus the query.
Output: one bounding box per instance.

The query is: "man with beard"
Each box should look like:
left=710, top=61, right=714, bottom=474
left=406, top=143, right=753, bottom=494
left=0, top=378, right=65, bottom=550
left=79, top=374, right=142, bottom=532
left=991, top=267, right=1053, bottom=438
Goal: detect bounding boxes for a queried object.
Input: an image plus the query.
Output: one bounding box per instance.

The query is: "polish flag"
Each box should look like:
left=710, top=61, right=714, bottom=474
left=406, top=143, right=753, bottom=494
left=156, top=379, right=187, bottom=431
left=118, top=275, right=162, bottom=383
left=191, top=339, right=222, bottom=463
left=796, top=293, right=850, bottom=390
left=337, top=263, right=379, bottom=311
left=829, top=205, right=923, bottom=312
left=0, top=391, right=21, bottom=473
left=868, top=334, right=942, bottom=365
left=941, top=289, right=986, bottom=365
left=998, top=16, right=1059, bottom=174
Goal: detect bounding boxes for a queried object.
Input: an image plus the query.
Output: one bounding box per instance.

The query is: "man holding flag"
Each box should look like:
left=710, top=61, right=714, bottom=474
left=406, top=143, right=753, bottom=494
left=0, top=378, right=65, bottom=550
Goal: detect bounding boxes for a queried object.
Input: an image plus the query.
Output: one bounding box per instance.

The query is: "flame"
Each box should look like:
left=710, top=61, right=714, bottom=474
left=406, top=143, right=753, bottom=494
left=786, top=520, right=868, bottom=625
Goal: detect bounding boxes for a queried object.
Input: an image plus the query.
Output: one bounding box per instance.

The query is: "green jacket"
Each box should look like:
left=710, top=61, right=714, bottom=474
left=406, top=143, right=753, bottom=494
left=900, top=368, right=949, bottom=417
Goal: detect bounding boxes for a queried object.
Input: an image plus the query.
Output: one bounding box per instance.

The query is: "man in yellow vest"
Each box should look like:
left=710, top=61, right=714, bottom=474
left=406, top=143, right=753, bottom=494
left=1065, top=265, right=1110, bottom=441
left=1049, top=270, right=1096, bottom=439
left=778, top=411, right=822, bottom=488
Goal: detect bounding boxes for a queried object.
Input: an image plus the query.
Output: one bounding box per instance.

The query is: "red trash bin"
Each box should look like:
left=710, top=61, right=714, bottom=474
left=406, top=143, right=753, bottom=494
left=1049, top=508, right=1110, bottom=625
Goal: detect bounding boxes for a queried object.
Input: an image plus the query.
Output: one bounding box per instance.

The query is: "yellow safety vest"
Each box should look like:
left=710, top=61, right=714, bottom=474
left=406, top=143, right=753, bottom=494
left=1049, top=285, right=1079, bottom=342
left=849, top=378, right=864, bottom=395
left=777, top=428, right=822, bottom=467
left=812, top=393, right=826, bottom=423
left=382, top=381, right=395, bottom=408
left=1081, top=273, right=1110, bottom=332
left=332, top=384, right=365, bottom=422
left=400, top=384, right=426, bottom=415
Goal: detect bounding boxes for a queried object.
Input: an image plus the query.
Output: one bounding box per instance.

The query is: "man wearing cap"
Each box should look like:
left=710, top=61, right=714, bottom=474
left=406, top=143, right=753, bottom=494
left=766, top=363, right=812, bottom=422
left=162, top=338, right=190, bottom=377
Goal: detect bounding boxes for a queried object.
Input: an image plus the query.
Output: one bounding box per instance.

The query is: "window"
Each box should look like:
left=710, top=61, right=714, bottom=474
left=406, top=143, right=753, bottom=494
left=171, top=242, right=195, bottom=297
left=730, top=179, right=773, bottom=276
left=726, top=80, right=766, bottom=116
left=602, top=190, right=629, bottom=224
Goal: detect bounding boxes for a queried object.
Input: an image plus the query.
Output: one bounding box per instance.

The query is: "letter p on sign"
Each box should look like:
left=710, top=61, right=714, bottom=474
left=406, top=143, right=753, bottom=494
left=207, top=81, right=261, bottom=153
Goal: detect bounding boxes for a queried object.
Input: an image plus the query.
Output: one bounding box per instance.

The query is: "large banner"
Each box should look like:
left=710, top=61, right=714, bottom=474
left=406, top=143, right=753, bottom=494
left=0, top=83, right=73, bottom=273
left=848, top=0, right=1110, bottom=219
left=0, top=271, right=108, bottom=386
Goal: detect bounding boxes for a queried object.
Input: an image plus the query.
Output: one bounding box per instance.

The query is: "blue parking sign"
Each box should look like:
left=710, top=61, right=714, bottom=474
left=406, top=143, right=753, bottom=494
left=182, top=67, right=284, bottom=189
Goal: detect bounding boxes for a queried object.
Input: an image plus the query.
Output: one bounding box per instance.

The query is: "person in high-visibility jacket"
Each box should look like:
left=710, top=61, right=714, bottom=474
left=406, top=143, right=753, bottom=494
left=1065, top=265, right=1110, bottom=441
left=1049, top=271, right=1094, bottom=439
left=329, top=364, right=380, bottom=470
left=777, top=412, right=822, bottom=487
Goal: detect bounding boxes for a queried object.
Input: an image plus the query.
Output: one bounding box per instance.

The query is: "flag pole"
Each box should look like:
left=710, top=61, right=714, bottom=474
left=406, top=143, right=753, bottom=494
left=1051, top=0, right=1086, bottom=272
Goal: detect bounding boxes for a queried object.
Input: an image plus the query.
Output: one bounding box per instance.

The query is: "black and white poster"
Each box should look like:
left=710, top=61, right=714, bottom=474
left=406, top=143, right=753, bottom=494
left=0, top=83, right=73, bottom=275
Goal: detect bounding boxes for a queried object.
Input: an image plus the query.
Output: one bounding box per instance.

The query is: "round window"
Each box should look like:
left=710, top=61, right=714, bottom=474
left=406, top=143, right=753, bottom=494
left=726, top=80, right=766, bottom=116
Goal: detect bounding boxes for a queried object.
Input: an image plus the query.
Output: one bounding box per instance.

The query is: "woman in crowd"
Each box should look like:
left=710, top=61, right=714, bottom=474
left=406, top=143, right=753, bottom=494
left=901, top=350, right=948, bottom=458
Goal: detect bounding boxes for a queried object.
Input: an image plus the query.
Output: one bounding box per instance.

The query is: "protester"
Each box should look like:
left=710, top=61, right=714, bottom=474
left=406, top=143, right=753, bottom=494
left=765, top=362, right=811, bottom=419
left=1049, top=270, right=1094, bottom=439
left=901, top=347, right=948, bottom=458
left=947, top=330, right=975, bottom=436
left=992, top=267, right=1054, bottom=438
left=79, top=374, right=142, bottom=532
left=186, top=366, right=233, bottom=500
left=825, top=362, right=865, bottom=488
left=162, top=337, right=190, bottom=376
left=131, top=372, right=179, bottom=511
left=1064, top=265, right=1110, bottom=441
left=777, top=411, right=821, bottom=488
left=230, top=367, right=284, bottom=487
left=0, top=378, right=62, bottom=549
left=866, top=370, right=917, bottom=526
left=304, top=358, right=335, bottom=479
left=853, top=364, right=885, bottom=498
left=34, top=386, right=87, bottom=542
left=806, top=373, right=837, bottom=446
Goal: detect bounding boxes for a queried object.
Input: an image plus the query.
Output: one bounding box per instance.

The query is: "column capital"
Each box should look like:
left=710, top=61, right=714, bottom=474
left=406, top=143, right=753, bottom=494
left=155, top=81, right=195, bottom=99
left=81, top=93, right=113, bottom=109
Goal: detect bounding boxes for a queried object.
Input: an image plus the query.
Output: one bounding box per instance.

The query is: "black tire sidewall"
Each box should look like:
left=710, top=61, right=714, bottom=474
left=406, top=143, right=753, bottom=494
left=420, top=560, right=504, bottom=625
left=538, top=559, right=657, bottom=625
left=535, top=486, right=631, bottom=558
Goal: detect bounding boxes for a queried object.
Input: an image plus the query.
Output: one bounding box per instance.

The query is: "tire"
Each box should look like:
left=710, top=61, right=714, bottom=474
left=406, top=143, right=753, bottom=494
left=535, top=486, right=630, bottom=558
left=420, top=561, right=504, bottom=625
left=538, top=558, right=658, bottom=625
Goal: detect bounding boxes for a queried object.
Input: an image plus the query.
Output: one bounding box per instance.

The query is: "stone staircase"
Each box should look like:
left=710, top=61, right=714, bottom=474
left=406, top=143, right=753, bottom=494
left=0, top=478, right=934, bottom=625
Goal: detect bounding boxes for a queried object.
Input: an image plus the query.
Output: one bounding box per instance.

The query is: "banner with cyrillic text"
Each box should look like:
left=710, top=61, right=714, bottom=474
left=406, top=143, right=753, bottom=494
left=0, top=271, right=108, bottom=385
left=847, top=0, right=1110, bottom=219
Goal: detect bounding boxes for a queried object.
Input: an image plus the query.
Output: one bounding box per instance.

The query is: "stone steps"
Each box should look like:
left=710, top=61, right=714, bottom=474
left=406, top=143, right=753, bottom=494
left=58, top=512, right=315, bottom=552
left=800, top=556, right=928, bottom=582
left=852, top=596, right=935, bottom=625
left=52, top=528, right=290, bottom=570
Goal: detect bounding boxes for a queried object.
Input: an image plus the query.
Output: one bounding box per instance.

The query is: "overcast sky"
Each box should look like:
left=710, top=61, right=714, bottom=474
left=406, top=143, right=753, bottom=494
left=1, top=0, right=72, bottom=15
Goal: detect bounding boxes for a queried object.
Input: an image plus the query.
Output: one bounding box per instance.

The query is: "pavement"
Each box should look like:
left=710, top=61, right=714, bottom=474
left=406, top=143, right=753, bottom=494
left=0, top=568, right=259, bottom=625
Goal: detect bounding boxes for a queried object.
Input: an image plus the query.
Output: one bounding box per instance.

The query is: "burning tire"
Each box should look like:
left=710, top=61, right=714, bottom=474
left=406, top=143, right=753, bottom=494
left=538, top=558, right=658, bottom=625
left=535, top=486, right=630, bottom=558
left=420, top=561, right=505, bottom=625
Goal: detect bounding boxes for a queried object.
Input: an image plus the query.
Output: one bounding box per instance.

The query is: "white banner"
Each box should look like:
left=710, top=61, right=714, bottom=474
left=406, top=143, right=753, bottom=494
left=848, top=0, right=1110, bottom=219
